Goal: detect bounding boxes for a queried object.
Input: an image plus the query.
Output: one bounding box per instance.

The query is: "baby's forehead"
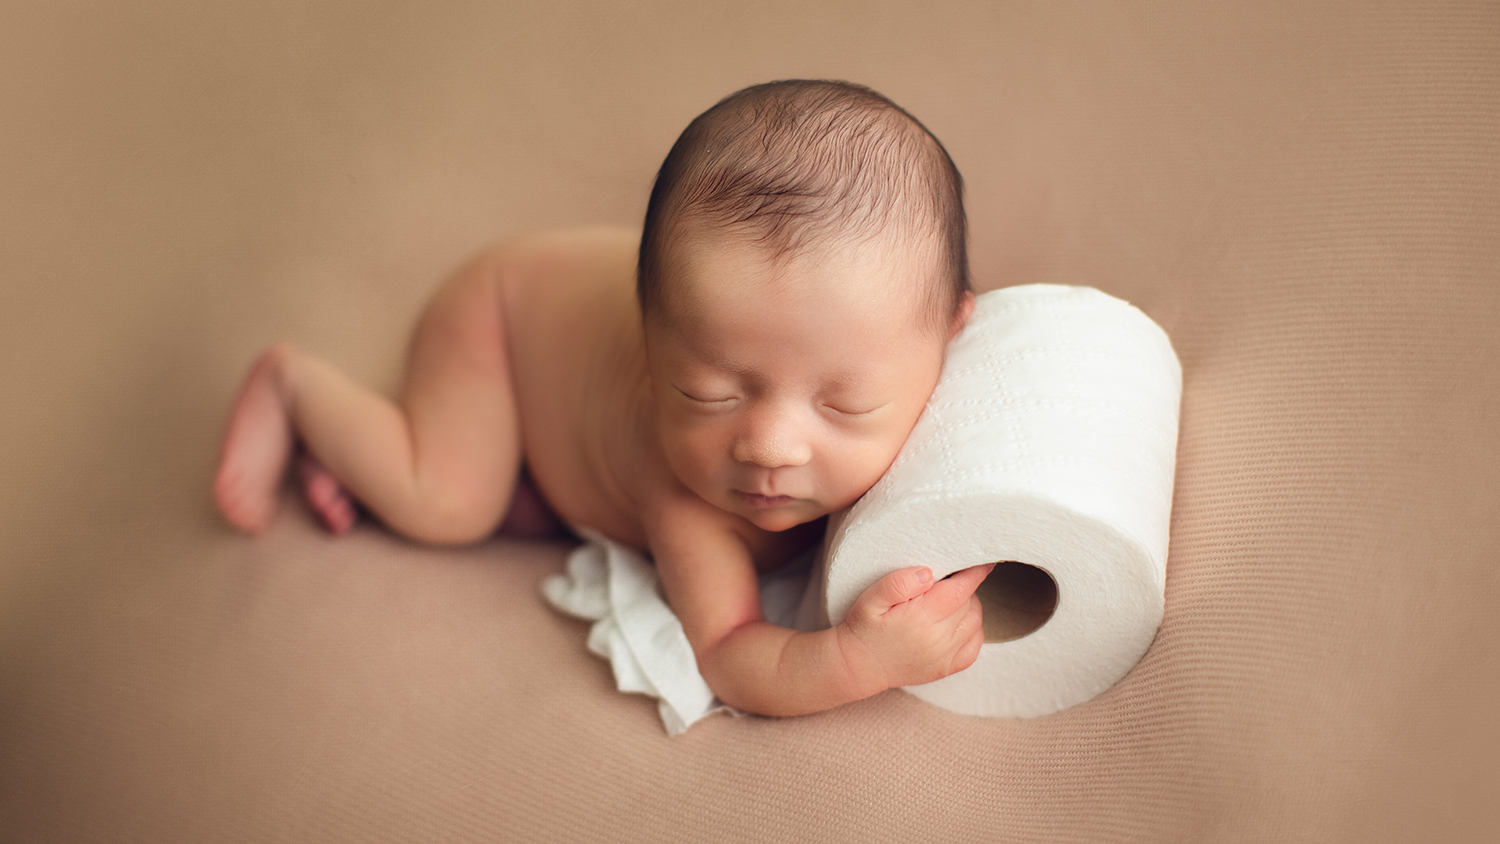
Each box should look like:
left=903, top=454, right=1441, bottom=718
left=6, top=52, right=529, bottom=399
left=656, top=226, right=939, bottom=327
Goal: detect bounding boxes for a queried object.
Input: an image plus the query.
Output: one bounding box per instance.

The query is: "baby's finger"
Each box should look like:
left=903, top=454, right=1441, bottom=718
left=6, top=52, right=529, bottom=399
left=924, top=564, right=996, bottom=616
left=860, top=566, right=934, bottom=612
left=950, top=617, right=984, bottom=674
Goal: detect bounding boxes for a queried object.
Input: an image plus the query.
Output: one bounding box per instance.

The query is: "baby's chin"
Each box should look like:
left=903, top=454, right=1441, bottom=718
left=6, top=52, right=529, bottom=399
left=737, top=501, right=824, bottom=533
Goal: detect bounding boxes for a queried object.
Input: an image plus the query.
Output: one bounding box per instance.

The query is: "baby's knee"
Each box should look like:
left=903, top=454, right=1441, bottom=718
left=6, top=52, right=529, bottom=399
left=255, top=341, right=329, bottom=399
left=238, top=341, right=300, bottom=396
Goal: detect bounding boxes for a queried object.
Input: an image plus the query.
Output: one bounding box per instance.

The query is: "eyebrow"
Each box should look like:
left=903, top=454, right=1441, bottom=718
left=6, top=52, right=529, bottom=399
left=676, top=334, right=749, bottom=377
left=678, top=347, right=873, bottom=396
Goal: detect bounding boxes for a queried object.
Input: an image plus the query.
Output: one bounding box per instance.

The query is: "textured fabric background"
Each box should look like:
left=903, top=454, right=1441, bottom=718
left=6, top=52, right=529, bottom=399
left=2, top=1, right=1496, bottom=840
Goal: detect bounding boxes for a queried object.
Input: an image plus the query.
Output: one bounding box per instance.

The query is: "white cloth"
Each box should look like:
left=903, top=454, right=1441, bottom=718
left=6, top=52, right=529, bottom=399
left=540, top=528, right=812, bottom=735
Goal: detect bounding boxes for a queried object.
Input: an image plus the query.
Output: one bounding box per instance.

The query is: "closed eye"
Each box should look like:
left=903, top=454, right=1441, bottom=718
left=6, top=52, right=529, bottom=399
left=821, top=402, right=885, bottom=417
left=676, top=386, right=735, bottom=405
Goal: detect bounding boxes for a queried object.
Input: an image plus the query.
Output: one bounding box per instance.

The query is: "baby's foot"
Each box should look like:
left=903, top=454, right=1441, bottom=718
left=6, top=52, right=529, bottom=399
left=297, top=453, right=358, bottom=535
left=213, top=346, right=294, bottom=534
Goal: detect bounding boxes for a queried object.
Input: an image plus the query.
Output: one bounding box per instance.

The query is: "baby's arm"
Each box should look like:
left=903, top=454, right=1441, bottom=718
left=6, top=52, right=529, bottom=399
left=649, top=497, right=992, bottom=717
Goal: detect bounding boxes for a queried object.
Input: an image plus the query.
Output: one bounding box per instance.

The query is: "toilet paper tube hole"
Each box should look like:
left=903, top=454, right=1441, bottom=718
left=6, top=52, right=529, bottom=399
left=970, top=562, right=1059, bottom=643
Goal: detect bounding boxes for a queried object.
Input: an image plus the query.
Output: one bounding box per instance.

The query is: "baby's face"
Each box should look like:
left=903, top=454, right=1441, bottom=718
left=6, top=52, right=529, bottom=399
left=645, top=230, right=960, bottom=532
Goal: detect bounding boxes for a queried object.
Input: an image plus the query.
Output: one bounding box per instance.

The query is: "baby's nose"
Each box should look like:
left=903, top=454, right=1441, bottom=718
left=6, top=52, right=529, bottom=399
left=732, top=412, right=812, bottom=468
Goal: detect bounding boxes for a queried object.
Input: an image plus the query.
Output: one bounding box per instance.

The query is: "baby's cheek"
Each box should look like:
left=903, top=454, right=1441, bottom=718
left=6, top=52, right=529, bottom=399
left=820, top=439, right=885, bottom=501
left=857, top=433, right=907, bottom=486
left=670, top=425, right=726, bottom=474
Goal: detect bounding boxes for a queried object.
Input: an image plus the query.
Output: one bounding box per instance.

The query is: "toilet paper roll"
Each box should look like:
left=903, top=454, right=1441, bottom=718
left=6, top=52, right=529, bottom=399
left=820, top=284, right=1181, bottom=718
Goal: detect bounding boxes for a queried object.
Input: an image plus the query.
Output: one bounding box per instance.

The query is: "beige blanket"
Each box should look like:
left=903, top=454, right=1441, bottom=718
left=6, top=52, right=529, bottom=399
left=2, top=1, right=1496, bottom=839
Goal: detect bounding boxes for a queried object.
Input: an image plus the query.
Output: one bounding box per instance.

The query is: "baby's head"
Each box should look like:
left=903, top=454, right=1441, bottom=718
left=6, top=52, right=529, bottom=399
left=638, top=79, right=974, bottom=531
left=638, top=79, right=969, bottom=334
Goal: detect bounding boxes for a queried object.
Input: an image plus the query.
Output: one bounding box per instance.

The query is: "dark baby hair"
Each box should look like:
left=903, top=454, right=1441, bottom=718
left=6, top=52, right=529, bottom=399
left=636, top=79, right=971, bottom=332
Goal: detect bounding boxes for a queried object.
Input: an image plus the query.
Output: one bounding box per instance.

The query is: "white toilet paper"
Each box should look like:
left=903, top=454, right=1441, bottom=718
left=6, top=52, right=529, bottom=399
left=819, top=284, right=1181, bottom=718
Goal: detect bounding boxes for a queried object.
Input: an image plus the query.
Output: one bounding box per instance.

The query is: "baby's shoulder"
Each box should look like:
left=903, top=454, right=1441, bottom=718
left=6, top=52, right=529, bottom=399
left=488, top=225, right=640, bottom=330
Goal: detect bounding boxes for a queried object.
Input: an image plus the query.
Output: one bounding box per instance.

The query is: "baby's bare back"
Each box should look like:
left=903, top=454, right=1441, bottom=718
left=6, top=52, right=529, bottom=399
left=499, top=227, right=659, bottom=549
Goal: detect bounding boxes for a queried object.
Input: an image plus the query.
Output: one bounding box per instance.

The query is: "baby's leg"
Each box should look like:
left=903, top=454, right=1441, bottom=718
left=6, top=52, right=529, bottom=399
left=289, top=454, right=562, bottom=538
left=214, top=249, right=522, bottom=545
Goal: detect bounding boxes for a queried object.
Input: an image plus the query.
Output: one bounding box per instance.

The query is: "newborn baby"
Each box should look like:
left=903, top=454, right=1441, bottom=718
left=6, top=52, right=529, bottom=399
left=214, top=79, right=992, bottom=717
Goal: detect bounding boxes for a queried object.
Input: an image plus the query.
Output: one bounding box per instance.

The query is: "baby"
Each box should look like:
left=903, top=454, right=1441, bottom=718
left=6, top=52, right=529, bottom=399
left=214, top=79, right=993, bottom=717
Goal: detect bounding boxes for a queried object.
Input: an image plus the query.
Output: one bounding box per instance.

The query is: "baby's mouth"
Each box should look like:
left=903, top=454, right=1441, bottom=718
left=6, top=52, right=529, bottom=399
left=734, top=490, right=796, bottom=510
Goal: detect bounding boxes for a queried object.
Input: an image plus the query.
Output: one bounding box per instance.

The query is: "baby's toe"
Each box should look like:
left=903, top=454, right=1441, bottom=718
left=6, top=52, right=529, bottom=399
left=297, top=455, right=357, bottom=534
left=323, top=497, right=357, bottom=535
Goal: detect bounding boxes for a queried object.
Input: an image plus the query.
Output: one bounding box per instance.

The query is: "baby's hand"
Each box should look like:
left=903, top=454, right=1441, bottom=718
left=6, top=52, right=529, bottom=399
left=839, top=564, right=994, bottom=691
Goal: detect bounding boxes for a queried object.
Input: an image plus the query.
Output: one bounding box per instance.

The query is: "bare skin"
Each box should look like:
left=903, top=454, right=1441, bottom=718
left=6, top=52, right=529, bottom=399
left=214, top=226, right=988, bottom=717
left=215, top=230, right=621, bottom=545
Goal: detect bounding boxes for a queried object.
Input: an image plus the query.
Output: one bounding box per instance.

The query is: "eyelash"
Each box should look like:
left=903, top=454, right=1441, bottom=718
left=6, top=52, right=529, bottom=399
left=821, top=403, right=875, bottom=417
left=677, top=388, right=734, bottom=405
left=676, top=387, right=878, bottom=417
